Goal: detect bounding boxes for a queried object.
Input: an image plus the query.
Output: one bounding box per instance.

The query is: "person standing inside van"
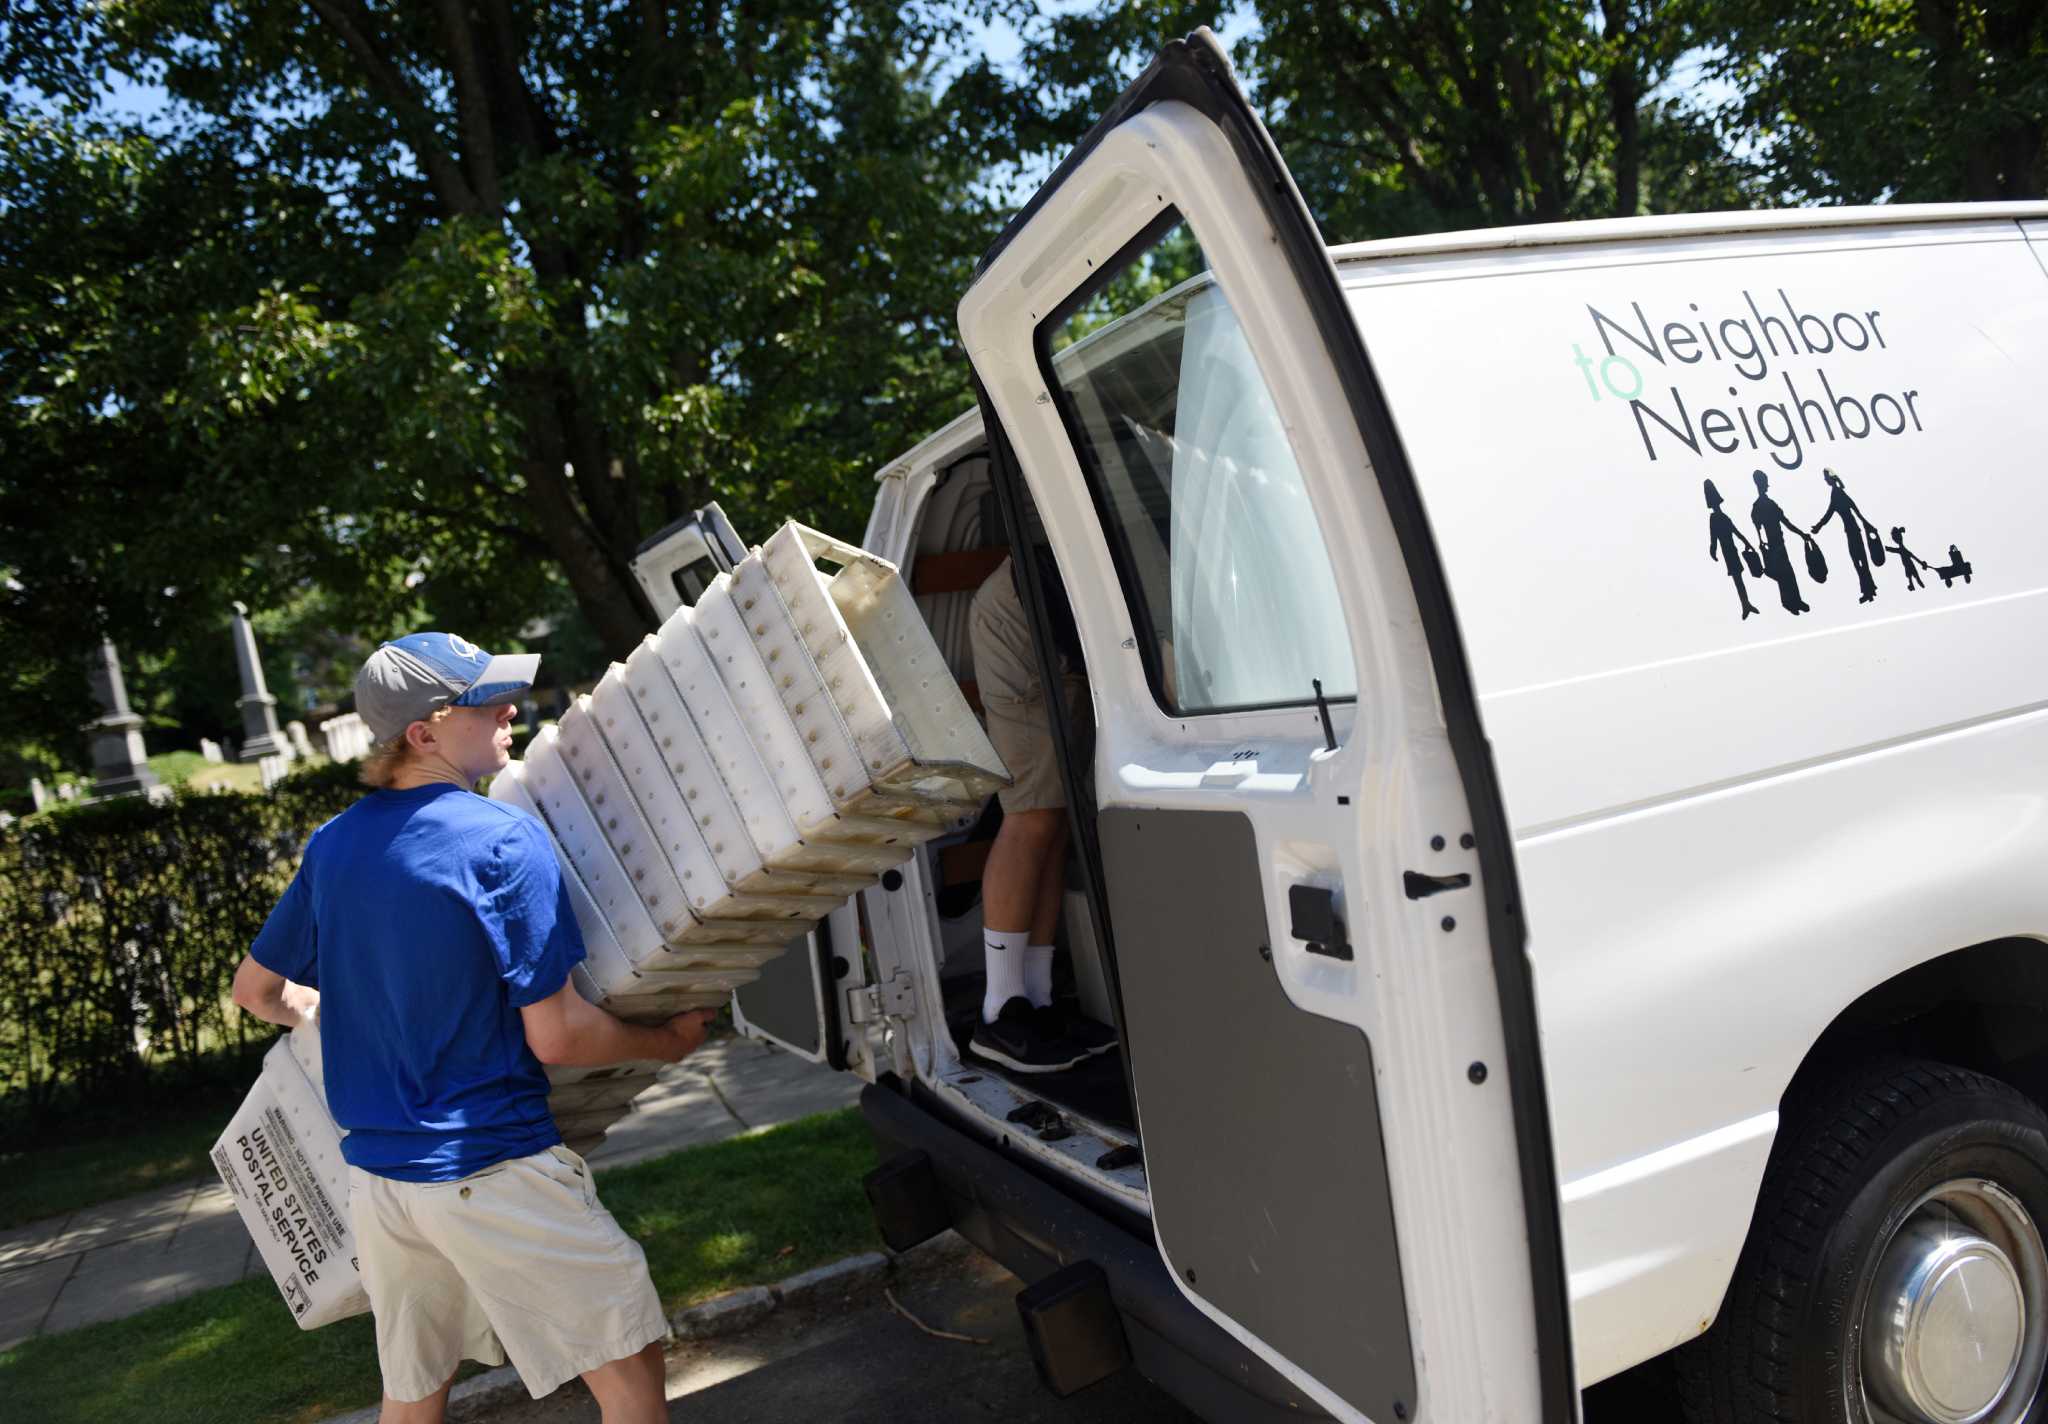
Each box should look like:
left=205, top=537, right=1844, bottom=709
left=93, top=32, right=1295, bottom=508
left=966, top=555, right=1119, bottom=1073
left=1812, top=468, right=1880, bottom=604
left=231, top=633, right=714, bottom=1424
left=1751, top=469, right=1814, bottom=616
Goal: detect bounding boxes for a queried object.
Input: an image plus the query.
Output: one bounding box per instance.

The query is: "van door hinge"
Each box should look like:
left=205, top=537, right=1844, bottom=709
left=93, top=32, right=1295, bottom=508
left=847, top=969, right=918, bottom=1025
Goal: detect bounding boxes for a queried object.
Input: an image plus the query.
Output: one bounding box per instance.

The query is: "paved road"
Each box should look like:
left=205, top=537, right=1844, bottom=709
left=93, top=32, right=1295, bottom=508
left=467, top=1234, right=1677, bottom=1424
left=472, top=1236, right=1200, bottom=1424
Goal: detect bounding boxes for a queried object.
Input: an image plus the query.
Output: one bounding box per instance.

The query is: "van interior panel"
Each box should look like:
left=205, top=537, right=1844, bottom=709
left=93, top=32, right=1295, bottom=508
left=1096, top=805, right=1414, bottom=1417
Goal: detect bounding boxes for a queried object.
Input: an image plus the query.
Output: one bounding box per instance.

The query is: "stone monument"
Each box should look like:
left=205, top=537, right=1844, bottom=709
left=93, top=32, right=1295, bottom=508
left=286, top=720, right=315, bottom=760
left=85, top=639, right=162, bottom=800
left=229, top=601, right=293, bottom=764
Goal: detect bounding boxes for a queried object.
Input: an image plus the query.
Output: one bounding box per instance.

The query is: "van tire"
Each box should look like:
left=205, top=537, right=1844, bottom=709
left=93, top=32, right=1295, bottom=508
left=1675, top=1058, right=2048, bottom=1424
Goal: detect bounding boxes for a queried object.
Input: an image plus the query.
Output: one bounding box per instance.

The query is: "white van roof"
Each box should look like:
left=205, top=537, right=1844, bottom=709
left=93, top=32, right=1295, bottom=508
left=1325, top=200, right=2048, bottom=266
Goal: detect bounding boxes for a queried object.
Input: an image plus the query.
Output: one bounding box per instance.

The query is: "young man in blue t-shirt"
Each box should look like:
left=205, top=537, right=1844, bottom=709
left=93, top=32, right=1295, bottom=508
left=232, top=633, right=713, bottom=1424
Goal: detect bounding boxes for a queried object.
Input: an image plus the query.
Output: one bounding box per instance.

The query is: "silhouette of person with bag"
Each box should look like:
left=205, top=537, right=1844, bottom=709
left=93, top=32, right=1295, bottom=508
left=1751, top=470, right=1815, bottom=615
left=1811, top=468, right=1880, bottom=605
left=1886, top=526, right=1934, bottom=591
left=1705, top=479, right=1761, bottom=620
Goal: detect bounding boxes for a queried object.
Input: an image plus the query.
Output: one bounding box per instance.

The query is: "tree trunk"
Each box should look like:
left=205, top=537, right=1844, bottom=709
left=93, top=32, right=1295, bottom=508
left=1602, top=0, right=1642, bottom=217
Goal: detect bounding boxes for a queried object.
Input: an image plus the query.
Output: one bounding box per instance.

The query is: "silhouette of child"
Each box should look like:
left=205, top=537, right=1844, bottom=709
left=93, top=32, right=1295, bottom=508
left=1886, top=526, right=1933, bottom=591
left=1705, top=479, right=1760, bottom=619
left=1751, top=470, right=1812, bottom=615
left=1811, top=468, right=1879, bottom=605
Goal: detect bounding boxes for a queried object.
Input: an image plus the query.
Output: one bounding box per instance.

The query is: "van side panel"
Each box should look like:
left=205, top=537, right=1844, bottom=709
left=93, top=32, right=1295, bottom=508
left=1347, top=222, right=2048, bottom=1383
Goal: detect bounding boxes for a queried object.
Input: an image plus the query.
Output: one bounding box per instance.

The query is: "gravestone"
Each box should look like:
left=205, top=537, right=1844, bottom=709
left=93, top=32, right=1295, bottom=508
left=286, top=721, right=315, bottom=759
left=29, top=777, right=47, bottom=812
left=85, top=640, right=162, bottom=800
left=320, top=712, right=370, bottom=762
left=199, top=737, right=224, bottom=763
left=229, top=602, right=293, bottom=763
left=258, top=754, right=290, bottom=791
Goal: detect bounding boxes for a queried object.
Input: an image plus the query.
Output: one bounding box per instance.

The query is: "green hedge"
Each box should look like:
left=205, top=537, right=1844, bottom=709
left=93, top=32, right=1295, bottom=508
left=0, top=759, right=365, bottom=1135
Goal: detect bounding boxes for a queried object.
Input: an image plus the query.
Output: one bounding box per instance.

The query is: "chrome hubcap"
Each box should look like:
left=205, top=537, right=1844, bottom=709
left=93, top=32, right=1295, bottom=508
left=1863, top=1179, right=2048, bottom=1424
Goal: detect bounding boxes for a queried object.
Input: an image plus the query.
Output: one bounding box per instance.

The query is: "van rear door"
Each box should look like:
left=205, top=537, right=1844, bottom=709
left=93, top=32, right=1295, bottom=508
left=957, top=30, right=1573, bottom=1423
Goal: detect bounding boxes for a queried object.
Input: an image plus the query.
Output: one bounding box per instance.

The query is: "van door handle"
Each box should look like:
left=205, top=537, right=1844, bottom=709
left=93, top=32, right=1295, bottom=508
left=1287, top=885, right=1352, bottom=961
left=1403, top=870, right=1471, bottom=900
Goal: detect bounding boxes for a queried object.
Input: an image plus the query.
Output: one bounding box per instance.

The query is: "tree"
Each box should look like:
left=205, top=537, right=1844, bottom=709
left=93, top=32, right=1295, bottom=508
left=1692, top=0, right=2047, bottom=203
left=1, top=2, right=1027, bottom=743
left=1025, top=2, right=1755, bottom=244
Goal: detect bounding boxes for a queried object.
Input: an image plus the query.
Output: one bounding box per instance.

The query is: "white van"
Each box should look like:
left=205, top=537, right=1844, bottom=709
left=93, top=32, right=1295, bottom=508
left=649, top=29, right=2048, bottom=1424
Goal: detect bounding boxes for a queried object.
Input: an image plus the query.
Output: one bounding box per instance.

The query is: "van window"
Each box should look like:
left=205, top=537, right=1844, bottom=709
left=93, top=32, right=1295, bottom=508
left=1042, top=219, right=1358, bottom=715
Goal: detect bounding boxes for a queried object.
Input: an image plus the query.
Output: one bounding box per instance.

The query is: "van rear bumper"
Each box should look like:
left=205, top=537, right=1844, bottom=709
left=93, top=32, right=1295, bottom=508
left=859, top=1082, right=1331, bottom=1423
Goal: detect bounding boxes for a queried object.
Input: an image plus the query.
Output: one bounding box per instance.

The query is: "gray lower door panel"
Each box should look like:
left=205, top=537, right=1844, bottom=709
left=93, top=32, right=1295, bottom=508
left=1098, top=807, right=1414, bottom=1418
left=734, top=932, right=822, bottom=1057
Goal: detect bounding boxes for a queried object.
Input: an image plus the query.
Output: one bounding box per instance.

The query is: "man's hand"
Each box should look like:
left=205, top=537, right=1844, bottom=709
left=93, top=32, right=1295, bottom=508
left=650, top=1009, right=718, bottom=1064
left=522, top=984, right=721, bottom=1068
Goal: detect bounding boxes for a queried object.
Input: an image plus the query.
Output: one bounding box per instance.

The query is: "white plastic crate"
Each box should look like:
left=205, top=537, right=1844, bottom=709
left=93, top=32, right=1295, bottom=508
left=592, top=663, right=870, bottom=901
left=586, top=969, right=732, bottom=1018
left=626, top=635, right=912, bottom=881
left=552, top=1102, right=635, bottom=1144
left=495, top=762, right=798, bottom=1004
left=669, top=589, right=922, bottom=850
left=547, top=1068, right=662, bottom=1116
left=554, top=704, right=825, bottom=926
left=488, top=764, right=649, bottom=996
left=506, top=737, right=676, bottom=958
left=745, top=528, right=1015, bottom=831
left=704, top=568, right=972, bottom=835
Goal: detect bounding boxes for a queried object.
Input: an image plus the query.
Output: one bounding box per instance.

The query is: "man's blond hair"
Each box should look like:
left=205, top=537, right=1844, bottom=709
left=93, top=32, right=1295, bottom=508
left=358, top=706, right=455, bottom=789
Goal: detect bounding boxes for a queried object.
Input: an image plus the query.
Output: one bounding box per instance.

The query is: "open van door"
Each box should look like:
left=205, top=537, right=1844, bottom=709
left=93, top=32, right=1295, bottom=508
left=627, top=506, right=873, bottom=1075
left=958, top=30, right=1574, bottom=1423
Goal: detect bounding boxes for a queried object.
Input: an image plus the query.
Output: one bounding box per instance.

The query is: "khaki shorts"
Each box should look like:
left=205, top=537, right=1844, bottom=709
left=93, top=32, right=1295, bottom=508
left=348, top=1146, right=667, bottom=1402
left=970, top=557, right=1085, bottom=814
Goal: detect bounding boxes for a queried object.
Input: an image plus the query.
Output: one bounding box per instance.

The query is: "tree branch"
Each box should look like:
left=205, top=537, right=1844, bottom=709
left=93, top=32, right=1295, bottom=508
left=304, top=0, right=483, bottom=216
left=436, top=0, right=502, bottom=211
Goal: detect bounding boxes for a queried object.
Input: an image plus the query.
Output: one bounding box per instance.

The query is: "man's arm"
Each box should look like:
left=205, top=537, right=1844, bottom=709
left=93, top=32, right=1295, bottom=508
left=231, top=954, right=320, bottom=1029
left=520, top=981, right=716, bottom=1067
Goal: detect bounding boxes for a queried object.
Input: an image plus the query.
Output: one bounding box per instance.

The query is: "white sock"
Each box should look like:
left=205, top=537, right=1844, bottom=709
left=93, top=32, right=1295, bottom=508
left=1024, top=945, right=1055, bottom=1008
left=983, top=929, right=1029, bottom=1023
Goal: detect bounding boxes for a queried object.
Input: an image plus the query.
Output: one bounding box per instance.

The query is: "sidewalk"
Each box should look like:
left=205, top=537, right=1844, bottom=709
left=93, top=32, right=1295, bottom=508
left=0, top=1037, right=861, bottom=1351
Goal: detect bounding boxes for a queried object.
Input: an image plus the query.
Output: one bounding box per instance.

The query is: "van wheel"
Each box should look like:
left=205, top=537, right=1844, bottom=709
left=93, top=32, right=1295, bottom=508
left=1677, top=1059, right=2048, bottom=1424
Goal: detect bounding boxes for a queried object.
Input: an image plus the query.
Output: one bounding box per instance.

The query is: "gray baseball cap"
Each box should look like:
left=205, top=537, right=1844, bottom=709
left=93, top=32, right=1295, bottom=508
left=353, top=632, right=541, bottom=742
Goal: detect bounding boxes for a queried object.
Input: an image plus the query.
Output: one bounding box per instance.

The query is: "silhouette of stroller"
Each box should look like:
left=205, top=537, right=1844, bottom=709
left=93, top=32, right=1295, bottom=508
left=1936, top=544, right=1974, bottom=587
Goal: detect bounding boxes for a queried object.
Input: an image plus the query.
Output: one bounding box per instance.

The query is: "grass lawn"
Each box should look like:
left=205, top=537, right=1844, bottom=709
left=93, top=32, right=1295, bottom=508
left=0, top=1107, right=882, bottom=1424
left=0, top=1075, right=254, bottom=1230
left=146, top=749, right=328, bottom=795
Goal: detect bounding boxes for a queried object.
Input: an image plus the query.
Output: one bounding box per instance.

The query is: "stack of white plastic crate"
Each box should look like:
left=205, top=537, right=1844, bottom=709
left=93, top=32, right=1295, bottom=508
left=493, top=522, right=1010, bottom=1154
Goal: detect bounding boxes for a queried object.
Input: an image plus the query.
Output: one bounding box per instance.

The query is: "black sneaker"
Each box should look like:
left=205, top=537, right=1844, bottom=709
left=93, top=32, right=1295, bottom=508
left=1032, top=1002, right=1119, bottom=1057
left=970, top=997, right=1089, bottom=1074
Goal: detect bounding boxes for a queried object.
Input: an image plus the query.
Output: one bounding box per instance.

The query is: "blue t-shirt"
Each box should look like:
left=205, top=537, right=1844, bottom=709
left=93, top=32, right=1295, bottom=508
left=251, top=783, right=586, bottom=1182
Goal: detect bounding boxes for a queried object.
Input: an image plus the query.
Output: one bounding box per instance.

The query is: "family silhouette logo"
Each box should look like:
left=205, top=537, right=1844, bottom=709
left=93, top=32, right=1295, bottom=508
left=1702, top=466, right=1971, bottom=624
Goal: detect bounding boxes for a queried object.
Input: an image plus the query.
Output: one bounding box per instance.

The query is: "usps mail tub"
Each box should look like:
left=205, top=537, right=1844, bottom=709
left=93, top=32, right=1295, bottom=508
left=211, top=1028, right=368, bottom=1329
